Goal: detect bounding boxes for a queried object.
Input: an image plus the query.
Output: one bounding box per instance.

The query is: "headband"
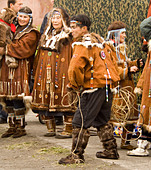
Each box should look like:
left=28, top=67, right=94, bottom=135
left=52, top=11, right=61, bottom=16
left=17, top=12, right=32, bottom=18
left=70, top=20, right=82, bottom=25
left=108, top=28, right=126, bottom=34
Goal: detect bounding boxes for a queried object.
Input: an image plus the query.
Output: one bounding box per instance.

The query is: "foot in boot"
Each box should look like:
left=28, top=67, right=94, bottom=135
left=44, top=132, right=56, bottom=137
left=1, top=128, right=16, bottom=138
left=55, top=131, right=72, bottom=139
left=12, top=129, right=26, bottom=138
left=121, top=144, right=136, bottom=150
left=96, top=149, right=119, bottom=159
left=58, top=153, right=84, bottom=164
left=127, top=148, right=149, bottom=156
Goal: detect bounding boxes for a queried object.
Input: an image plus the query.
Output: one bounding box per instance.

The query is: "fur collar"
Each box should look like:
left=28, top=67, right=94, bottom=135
left=72, top=33, right=105, bottom=49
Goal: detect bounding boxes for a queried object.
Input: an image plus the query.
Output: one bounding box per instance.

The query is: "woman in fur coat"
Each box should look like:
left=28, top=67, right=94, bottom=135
left=107, top=21, right=144, bottom=150
left=31, top=7, right=76, bottom=138
left=1, top=6, right=40, bottom=138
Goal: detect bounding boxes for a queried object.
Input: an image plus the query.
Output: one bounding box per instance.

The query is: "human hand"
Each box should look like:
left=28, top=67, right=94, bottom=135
left=134, top=87, right=142, bottom=94
left=130, top=66, right=138, bottom=72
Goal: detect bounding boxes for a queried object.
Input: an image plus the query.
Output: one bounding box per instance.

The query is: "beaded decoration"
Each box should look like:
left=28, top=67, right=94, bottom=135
left=55, top=55, right=59, bottom=88
left=46, top=52, right=52, bottom=93
left=89, top=57, right=94, bottom=89
left=100, top=50, right=112, bottom=102
left=38, top=53, right=44, bottom=85
left=61, top=73, right=65, bottom=96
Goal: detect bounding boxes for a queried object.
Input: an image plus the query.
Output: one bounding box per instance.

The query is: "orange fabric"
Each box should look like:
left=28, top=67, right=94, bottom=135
left=147, top=0, right=151, bottom=18
left=68, top=43, right=120, bottom=90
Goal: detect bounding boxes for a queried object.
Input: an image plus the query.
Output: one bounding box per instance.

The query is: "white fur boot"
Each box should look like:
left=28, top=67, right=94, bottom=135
left=127, top=139, right=150, bottom=156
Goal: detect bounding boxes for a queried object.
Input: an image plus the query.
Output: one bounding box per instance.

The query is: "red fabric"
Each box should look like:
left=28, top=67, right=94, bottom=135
left=0, top=19, right=16, bottom=33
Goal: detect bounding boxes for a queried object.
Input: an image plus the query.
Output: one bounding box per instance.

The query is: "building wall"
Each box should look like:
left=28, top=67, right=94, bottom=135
left=0, top=0, right=53, bottom=28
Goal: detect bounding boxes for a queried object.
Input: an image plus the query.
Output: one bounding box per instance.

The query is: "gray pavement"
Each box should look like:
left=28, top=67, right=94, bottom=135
left=1, top=110, right=151, bottom=170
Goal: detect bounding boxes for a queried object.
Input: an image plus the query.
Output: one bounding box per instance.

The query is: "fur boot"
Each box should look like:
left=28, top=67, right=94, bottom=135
left=96, top=123, right=119, bottom=159
left=59, top=128, right=90, bottom=164
left=12, top=108, right=26, bottom=138
left=44, top=116, right=56, bottom=137
left=55, top=115, right=73, bottom=139
left=1, top=107, right=16, bottom=138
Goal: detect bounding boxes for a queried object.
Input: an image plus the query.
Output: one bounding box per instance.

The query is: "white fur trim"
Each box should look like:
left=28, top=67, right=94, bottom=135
left=82, top=88, right=98, bottom=96
left=148, top=39, right=151, bottom=52
left=134, top=87, right=142, bottom=94
left=72, top=41, right=105, bottom=49
left=43, top=29, right=71, bottom=49
left=1, top=9, right=6, bottom=14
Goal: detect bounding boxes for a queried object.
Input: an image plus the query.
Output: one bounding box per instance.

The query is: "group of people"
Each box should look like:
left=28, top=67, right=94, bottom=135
left=0, top=0, right=151, bottom=165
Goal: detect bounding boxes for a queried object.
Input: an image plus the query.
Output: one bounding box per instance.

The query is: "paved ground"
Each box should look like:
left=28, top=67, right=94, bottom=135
left=0, top=110, right=151, bottom=170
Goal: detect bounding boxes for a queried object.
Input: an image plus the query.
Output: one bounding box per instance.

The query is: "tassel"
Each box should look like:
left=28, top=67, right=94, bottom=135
left=34, top=89, right=36, bottom=103
left=104, top=74, right=108, bottom=102
left=89, top=57, right=94, bottom=89
left=61, top=73, right=65, bottom=97
left=46, top=65, right=51, bottom=93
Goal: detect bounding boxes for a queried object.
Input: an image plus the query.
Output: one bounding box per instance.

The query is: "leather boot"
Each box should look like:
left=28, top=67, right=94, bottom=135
left=96, top=123, right=119, bottom=159
left=121, top=124, right=135, bottom=150
left=1, top=107, right=16, bottom=138
left=55, top=115, right=73, bottom=139
left=12, top=109, right=26, bottom=138
left=44, top=116, right=56, bottom=137
left=59, top=128, right=90, bottom=164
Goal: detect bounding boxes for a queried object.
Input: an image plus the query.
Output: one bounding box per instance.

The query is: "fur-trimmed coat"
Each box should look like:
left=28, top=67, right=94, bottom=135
left=31, top=8, right=77, bottom=113
left=136, top=40, right=151, bottom=128
left=0, top=8, right=16, bottom=60
left=68, top=33, right=120, bottom=90
left=0, top=26, right=40, bottom=99
left=108, top=41, right=139, bottom=122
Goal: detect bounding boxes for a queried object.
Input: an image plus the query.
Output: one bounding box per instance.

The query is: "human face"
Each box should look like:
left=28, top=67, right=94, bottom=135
left=70, top=22, right=84, bottom=39
left=10, top=0, right=23, bottom=13
left=51, top=14, right=63, bottom=30
left=18, top=13, right=30, bottom=26
left=120, top=31, right=126, bottom=43
left=50, top=0, right=54, bottom=6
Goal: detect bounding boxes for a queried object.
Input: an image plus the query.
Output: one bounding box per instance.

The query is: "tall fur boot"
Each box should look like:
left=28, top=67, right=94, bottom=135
left=96, top=123, right=119, bottom=159
left=1, top=107, right=16, bottom=138
left=56, top=115, right=73, bottom=139
left=59, top=128, right=90, bottom=164
left=44, top=116, right=56, bottom=137
left=12, top=108, right=26, bottom=138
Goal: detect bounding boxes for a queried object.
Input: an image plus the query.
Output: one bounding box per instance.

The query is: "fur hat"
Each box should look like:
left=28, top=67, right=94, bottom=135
left=40, top=7, right=71, bottom=51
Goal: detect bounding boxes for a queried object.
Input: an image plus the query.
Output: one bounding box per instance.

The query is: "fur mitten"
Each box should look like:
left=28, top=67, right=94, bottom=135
left=5, top=55, right=18, bottom=68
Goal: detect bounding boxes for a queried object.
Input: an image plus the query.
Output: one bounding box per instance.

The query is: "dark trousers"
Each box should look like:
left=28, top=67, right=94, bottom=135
left=72, top=87, right=113, bottom=129
left=0, top=104, right=7, bottom=120
left=5, top=99, right=25, bottom=110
